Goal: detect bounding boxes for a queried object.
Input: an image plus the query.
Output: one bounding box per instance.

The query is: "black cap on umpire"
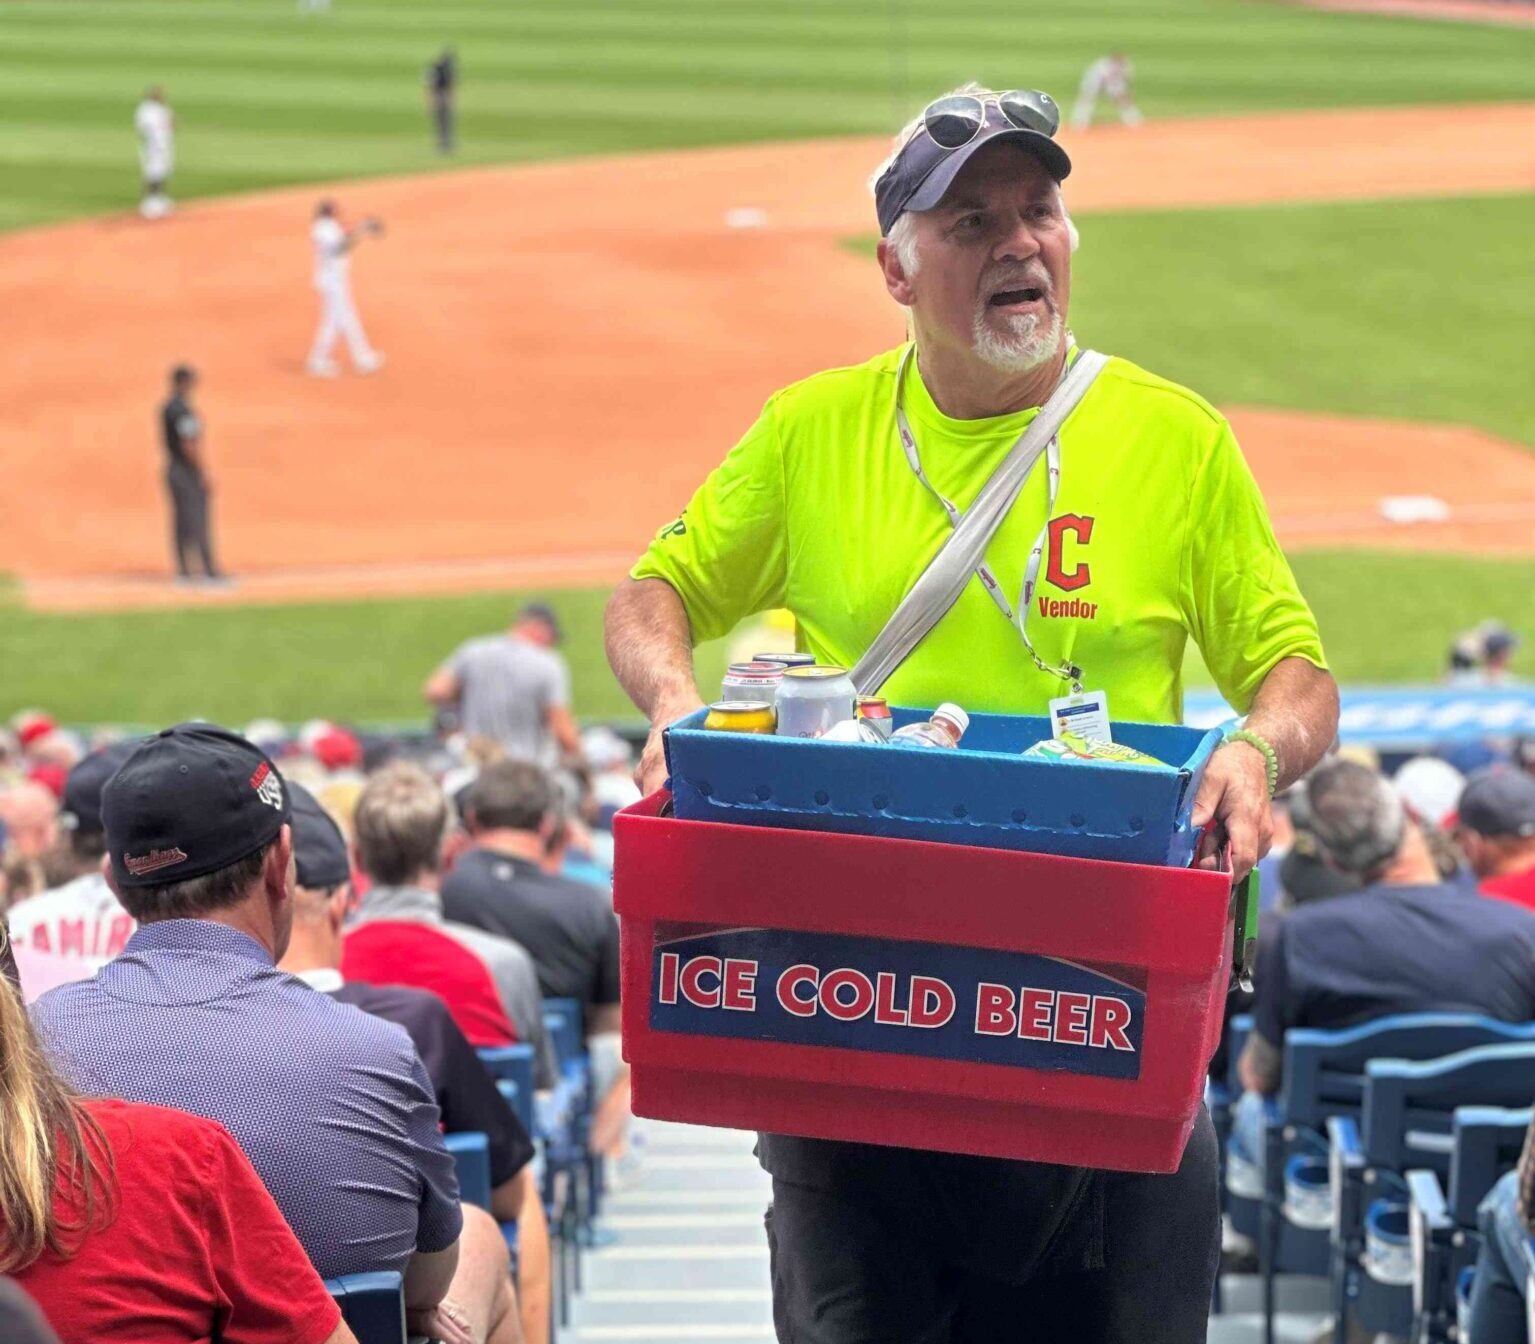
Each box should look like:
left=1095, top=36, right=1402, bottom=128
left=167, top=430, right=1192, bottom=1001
left=103, top=723, right=291, bottom=891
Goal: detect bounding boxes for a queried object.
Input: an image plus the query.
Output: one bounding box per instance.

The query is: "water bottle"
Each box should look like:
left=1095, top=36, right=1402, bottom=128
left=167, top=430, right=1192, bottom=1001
left=890, top=703, right=969, bottom=749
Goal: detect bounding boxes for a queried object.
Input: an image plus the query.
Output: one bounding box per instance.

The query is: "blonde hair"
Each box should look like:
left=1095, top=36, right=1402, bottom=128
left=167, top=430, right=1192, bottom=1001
left=353, top=762, right=448, bottom=886
left=0, top=932, right=115, bottom=1272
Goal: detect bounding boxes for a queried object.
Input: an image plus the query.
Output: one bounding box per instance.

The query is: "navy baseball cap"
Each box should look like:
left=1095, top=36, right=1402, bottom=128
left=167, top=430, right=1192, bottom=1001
left=288, top=782, right=351, bottom=890
left=875, top=89, right=1071, bottom=237
left=1459, top=767, right=1535, bottom=839
left=61, top=740, right=140, bottom=837
left=103, top=723, right=292, bottom=890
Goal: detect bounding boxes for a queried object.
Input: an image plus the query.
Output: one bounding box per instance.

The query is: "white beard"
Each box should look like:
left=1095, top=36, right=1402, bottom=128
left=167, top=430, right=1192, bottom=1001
left=971, top=306, right=1064, bottom=374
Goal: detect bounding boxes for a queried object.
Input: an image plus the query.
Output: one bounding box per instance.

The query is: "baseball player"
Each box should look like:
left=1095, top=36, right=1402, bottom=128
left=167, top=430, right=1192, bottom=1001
left=134, top=86, right=175, bottom=219
left=306, top=199, right=385, bottom=377
left=1071, top=52, right=1142, bottom=129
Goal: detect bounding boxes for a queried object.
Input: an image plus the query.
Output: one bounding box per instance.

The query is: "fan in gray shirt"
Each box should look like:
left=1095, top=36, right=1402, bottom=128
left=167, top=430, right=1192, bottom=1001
left=424, top=604, right=582, bottom=767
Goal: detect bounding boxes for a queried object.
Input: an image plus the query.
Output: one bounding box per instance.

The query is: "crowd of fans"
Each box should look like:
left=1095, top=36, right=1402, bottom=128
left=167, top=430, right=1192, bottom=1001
left=0, top=688, right=640, bottom=1344
left=7, top=667, right=1535, bottom=1340
left=1222, top=738, right=1535, bottom=1342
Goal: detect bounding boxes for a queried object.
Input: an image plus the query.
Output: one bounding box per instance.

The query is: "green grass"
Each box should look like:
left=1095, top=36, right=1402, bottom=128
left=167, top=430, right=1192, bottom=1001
left=0, top=582, right=732, bottom=729
left=2, top=0, right=1532, bottom=231
left=3, top=553, right=1532, bottom=726
left=1070, top=194, right=1535, bottom=446
left=853, top=192, right=1535, bottom=445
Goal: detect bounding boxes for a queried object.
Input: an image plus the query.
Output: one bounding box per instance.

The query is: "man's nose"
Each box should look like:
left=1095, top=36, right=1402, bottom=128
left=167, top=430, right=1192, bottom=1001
left=994, top=215, right=1042, bottom=262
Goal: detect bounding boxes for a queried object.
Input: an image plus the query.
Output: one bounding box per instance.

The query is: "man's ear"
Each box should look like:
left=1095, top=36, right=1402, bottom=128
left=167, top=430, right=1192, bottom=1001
left=268, top=826, right=295, bottom=904
left=101, top=853, right=123, bottom=900
left=878, top=236, right=916, bottom=307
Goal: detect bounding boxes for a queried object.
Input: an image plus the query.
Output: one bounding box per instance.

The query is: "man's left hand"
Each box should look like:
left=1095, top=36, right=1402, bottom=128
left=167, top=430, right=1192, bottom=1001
left=1190, top=740, right=1273, bottom=881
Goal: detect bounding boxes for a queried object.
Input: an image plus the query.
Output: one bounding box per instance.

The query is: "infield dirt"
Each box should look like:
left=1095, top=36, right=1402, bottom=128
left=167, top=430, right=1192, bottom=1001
left=5, top=102, right=1534, bottom=610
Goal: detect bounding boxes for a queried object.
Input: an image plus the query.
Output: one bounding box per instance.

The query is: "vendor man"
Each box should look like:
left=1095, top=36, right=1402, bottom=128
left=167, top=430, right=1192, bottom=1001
left=605, top=83, right=1337, bottom=1343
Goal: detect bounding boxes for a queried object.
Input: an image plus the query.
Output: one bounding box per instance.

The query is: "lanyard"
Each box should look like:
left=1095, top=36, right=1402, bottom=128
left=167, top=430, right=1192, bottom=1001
left=894, top=346, right=1084, bottom=692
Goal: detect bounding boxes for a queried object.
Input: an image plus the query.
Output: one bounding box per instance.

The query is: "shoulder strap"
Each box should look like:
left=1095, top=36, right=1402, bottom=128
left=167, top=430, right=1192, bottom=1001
left=850, top=350, right=1109, bottom=696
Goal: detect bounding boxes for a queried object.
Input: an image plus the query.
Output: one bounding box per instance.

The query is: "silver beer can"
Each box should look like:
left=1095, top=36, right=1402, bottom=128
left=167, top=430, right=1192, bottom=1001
left=775, top=665, right=857, bottom=738
left=720, top=660, right=786, bottom=704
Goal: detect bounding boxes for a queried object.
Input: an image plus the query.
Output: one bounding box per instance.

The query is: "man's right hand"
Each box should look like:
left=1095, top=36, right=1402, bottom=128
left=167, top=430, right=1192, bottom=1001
left=636, top=693, right=704, bottom=797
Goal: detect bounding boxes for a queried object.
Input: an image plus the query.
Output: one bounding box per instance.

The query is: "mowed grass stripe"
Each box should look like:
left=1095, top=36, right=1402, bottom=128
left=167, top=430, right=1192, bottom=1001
left=3, top=551, right=1533, bottom=725
left=1069, top=193, right=1535, bottom=447
left=3, top=0, right=1532, bottom=231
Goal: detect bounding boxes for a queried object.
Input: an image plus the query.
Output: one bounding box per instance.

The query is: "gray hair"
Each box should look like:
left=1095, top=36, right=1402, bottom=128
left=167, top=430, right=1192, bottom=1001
left=873, top=81, right=1079, bottom=278
left=1305, top=759, right=1407, bottom=879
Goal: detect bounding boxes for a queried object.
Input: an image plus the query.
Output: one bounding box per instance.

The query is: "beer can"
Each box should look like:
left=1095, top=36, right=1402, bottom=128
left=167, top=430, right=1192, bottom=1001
left=856, top=697, right=894, bottom=741
left=704, top=701, right=776, bottom=734
left=754, top=651, right=815, bottom=669
left=720, top=661, right=786, bottom=704
left=775, top=665, right=856, bottom=738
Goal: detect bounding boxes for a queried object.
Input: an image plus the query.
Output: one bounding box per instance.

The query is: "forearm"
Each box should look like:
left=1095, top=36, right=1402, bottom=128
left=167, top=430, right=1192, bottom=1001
left=1241, top=656, right=1339, bottom=791
left=403, top=1243, right=458, bottom=1311
left=603, top=577, right=702, bottom=720
left=490, top=1168, right=529, bottom=1224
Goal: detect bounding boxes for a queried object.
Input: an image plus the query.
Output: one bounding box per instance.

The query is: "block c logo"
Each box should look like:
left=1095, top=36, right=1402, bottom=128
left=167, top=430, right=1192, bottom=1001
left=1046, top=514, right=1094, bottom=592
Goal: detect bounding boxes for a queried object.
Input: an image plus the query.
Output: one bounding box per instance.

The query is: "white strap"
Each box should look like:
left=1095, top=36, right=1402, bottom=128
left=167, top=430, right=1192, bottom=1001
left=851, top=349, right=1109, bottom=696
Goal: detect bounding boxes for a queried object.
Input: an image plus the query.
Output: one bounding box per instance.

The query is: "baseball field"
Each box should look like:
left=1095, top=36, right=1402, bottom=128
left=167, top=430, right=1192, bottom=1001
left=3, top=0, right=1533, bottom=726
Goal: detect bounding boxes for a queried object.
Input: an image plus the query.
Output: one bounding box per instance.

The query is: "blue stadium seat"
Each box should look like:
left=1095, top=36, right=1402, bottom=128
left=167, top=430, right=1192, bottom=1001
left=541, top=998, right=586, bottom=1082
left=1408, top=1106, right=1529, bottom=1344
left=478, top=1043, right=536, bottom=1134
left=325, top=1271, right=408, bottom=1344
left=1330, top=1042, right=1535, bottom=1342
left=445, top=1130, right=493, bottom=1212
left=1229, top=1014, right=1535, bottom=1344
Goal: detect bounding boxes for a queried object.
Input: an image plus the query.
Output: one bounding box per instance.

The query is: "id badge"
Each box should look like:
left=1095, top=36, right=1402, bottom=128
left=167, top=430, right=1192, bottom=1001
left=1049, top=690, right=1112, bottom=743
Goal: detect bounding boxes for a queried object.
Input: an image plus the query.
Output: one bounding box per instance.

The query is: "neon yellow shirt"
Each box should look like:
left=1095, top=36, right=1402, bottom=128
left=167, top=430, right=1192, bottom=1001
left=632, top=344, right=1325, bottom=724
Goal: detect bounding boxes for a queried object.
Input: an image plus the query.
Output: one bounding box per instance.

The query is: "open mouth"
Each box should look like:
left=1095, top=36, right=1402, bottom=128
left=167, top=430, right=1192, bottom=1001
left=988, top=286, right=1045, bottom=307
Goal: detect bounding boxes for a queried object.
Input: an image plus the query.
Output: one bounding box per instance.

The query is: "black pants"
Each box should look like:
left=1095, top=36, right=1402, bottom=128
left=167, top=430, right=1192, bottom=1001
left=764, top=1107, right=1219, bottom=1344
left=167, top=462, right=216, bottom=578
left=433, top=94, right=454, bottom=152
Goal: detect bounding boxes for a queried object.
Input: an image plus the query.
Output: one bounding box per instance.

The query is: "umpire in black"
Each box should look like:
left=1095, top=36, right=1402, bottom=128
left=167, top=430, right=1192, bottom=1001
left=160, top=364, right=223, bottom=583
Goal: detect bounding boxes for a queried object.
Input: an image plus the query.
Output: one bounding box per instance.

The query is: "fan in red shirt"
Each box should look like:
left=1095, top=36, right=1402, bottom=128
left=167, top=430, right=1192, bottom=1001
left=0, top=958, right=353, bottom=1344
left=1458, top=767, right=1535, bottom=912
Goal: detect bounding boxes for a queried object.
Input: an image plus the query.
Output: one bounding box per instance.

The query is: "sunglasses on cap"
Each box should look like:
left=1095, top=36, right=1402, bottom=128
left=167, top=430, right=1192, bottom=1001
left=921, top=90, right=1060, bottom=150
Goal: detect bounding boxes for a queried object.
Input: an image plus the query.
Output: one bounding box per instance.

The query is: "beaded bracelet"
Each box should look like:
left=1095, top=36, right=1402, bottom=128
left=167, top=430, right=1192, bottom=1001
left=1225, top=728, right=1279, bottom=797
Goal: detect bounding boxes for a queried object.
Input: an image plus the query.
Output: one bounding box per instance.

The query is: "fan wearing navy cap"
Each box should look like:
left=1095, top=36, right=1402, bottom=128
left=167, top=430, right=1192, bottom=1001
left=278, top=783, right=551, bottom=1344
left=29, top=724, right=524, bottom=1344
left=1458, top=767, right=1535, bottom=911
left=4, top=741, right=139, bottom=978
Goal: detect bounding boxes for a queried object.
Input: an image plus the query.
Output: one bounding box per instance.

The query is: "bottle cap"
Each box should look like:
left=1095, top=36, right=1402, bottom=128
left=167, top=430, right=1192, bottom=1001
left=934, top=703, right=969, bottom=735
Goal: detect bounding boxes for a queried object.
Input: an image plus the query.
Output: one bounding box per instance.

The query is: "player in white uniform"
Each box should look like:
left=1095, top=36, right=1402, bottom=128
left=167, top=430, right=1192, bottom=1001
left=134, top=86, right=175, bottom=219
left=306, top=198, right=385, bottom=377
left=1071, top=52, right=1142, bottom=130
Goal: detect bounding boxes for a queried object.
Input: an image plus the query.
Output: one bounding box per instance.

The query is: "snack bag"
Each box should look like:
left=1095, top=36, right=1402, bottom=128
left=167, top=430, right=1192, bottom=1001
left=1022, top=732, right=1167, bottom=768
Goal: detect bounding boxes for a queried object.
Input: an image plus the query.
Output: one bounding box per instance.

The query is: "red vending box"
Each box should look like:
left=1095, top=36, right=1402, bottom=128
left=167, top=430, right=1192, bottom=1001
left=614, top=793, right=1234, bottom=1174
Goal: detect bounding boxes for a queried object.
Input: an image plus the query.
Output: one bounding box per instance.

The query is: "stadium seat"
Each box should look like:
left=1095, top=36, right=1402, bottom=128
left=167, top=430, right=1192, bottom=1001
left=478, top=1043, right=536, bottom=1134
left=1407, top=1106, right=1528, bottom=1344
left=1228, top=1014, right=1535, bottom=1344
left=542, top=998, right=585, bottom=1079
left=325, top=1271, right=413, bottom=1344
left=445, top=1131, right=493, bottom=1212
left=1329, top=1042, right=1535, bottom=1342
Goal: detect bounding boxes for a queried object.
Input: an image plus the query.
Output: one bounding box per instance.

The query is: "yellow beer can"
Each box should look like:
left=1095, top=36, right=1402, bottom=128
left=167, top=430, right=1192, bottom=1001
left=704, top=700, right=777, bottom=734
